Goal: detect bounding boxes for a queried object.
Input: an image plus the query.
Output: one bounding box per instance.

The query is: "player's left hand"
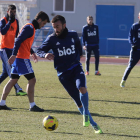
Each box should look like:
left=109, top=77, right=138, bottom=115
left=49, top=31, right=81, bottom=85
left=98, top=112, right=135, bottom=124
left=32, top=53, right=38, bottom=63
left=8, top=55, right=16, bottom=65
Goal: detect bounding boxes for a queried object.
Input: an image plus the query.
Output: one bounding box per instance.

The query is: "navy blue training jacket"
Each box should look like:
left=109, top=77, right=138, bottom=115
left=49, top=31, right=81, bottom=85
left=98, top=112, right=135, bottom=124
left=82, top=24, right=99, bottom=46
left=36, top=28, right=82, bottom=75
left=129, top=22, right=140, bottom=49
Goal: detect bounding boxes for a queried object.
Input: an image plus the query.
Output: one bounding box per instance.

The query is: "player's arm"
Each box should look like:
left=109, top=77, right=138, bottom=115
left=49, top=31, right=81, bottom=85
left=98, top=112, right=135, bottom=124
left=82, top=27, right=87, bottom=50
left=30, top=48, right=38, bottom=63
left=96, top=26, right=99, bottom=44
left=30, top=48, right=35, bottom=55
left=128, top=25, right=134, bottom=45
left=0, top=18, right=11, bottom=35
left=8, top=25, right=33, bottom=65
left=12, top=25, right=33, bottom=56
left=75, top=32, right=83, bottom=57
left=15, top=19, right=19, bottom=38
left=36, top=37, right=53, bottom=58
left=128, top=24, right=137, bottom=51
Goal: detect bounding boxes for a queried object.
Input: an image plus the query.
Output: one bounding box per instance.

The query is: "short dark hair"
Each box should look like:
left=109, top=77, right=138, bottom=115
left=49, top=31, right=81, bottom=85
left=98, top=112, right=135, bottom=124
left=87, top=16, right=93, bottom=19
left=51, top=15, right=66, bottom=25
left=35, top=11, right=50, bottom=22
left=8, top=5, right=16, bottom=11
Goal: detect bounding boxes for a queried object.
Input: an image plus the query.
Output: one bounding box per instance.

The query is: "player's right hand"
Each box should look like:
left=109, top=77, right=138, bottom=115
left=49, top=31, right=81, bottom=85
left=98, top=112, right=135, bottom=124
left=83, top=46, right=87, bottom=50
left=9, top=13, right=15, bottom=23
left=8, top=55, right=16, bottom=65
left=45, top=53, right=54, bottom=60
left=132, top=45, right=137, bottom=51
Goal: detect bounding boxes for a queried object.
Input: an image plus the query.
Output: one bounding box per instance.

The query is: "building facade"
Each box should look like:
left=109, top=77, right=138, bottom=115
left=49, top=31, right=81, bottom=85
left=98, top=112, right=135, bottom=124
left=1, top=0, right=140, bottom=56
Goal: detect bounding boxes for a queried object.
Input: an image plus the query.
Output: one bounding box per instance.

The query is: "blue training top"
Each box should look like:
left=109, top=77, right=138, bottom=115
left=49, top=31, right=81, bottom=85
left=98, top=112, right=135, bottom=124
left=36, top=28, right=82, bottom=76
left=82, top=24, right=99, bottom=46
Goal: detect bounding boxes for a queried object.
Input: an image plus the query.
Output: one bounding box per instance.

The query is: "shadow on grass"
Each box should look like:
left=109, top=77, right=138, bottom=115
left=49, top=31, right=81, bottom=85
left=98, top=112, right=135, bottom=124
left=33, top=96, right=140, bottom=105
left=90, top=99, right=140, bottom=105
left=8, top=95, right=140, bottom=105
left=0, top=130, right=22, bottom=133
left=54, top=131, right=82, bottom=135
left=0, top=129, right=82, bottom=136
left=41, top=109, right=140, bottom=120
left=55, top=96, right=140, bottom=105
left=104, top=133, right=140, bottom=138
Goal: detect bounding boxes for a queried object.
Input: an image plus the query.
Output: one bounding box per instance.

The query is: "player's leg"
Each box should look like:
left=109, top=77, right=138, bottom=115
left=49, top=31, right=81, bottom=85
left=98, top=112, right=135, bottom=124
left=120, top=50, right=140, bottom=87
left=24, top=73, right=36, bottom=103
left=59, top=77, right=87, bottom=123
left=78, top=106, right=102, bottom=133
left=58, top=71, right=82, bottom=107
left=59, top=74, right=91, bottom=126
left=85, top=46, right=91, bottom=75
left=59, top=69, right=102, bottom=133
left=0, top=49, right=26, bottom=96
left=0, top=50, right=10, bottom=83
left=0, top=62, right=9, bottom=83
left=93, top=45, right=101, bottom=75
left=21, top=59, right=44, bottom=112
left=74, top=65, right=91, bottom=126
left=0, top=74, right=19, bottom=110
left=75, top=65, right=103, bottom=133
left=59, top=71, right=89, bottom=125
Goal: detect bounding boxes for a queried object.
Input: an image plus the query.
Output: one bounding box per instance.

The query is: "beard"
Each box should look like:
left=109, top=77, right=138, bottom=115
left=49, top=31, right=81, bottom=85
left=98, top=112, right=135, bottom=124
left=56, top=28, right=64, bottom=36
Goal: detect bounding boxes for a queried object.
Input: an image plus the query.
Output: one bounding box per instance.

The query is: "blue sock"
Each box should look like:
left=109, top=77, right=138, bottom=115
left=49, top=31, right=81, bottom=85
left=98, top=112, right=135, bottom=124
left=80, top=92, right=89, bottom=115
left=78, top=107, right=97, bottom=126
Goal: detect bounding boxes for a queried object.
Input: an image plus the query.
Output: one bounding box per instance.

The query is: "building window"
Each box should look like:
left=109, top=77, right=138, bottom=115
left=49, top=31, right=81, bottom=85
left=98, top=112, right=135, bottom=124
left=55, top=0, right=63, bottom=11
left=54, top=0, right=75, bottom=13
left=65, top=0, right=74, bottom=11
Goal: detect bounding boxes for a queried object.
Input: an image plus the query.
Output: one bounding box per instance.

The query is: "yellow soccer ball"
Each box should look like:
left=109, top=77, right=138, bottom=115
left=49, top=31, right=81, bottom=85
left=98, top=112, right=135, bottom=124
left=43, top=115, right=58, bottom=131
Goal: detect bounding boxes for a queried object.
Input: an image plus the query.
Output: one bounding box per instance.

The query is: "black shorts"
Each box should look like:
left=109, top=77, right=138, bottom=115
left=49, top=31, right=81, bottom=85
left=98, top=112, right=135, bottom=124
left=11, top=73, right=35, bottom=80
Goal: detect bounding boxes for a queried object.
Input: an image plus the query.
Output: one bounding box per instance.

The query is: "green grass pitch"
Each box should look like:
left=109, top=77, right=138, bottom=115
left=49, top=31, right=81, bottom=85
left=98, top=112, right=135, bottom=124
left=0, top=60, right=140, bottom=140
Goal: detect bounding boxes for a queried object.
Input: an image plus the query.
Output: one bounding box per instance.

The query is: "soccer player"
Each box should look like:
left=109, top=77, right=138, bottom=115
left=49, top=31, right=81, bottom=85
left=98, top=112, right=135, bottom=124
left=36, top=15, right=103, bottom=133
left=0, top=5, right=27, bottom=96
left=120, top=12, right=140, bottom=87
left=82, top=16, right=101, bottom=76
left=0, top=11, right=50, bottom=112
